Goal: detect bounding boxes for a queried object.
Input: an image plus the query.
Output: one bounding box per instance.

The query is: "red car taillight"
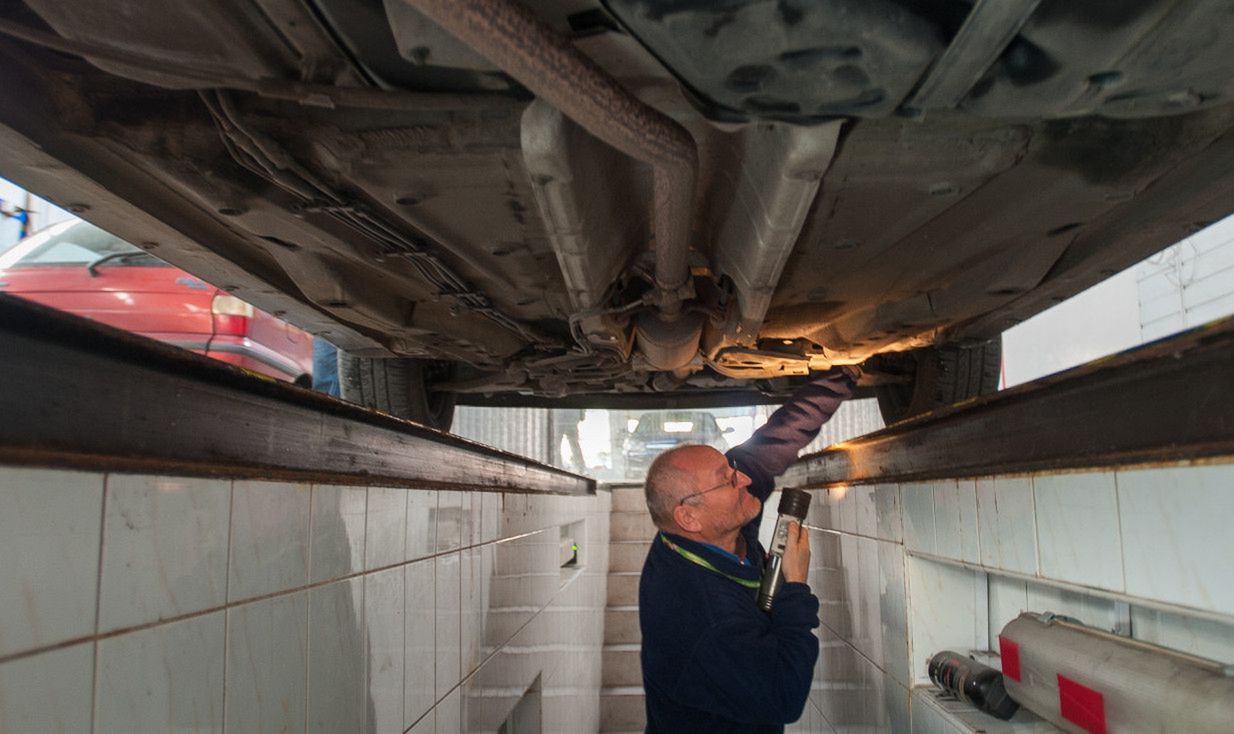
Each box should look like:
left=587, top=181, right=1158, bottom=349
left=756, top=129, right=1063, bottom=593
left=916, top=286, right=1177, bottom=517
left=211, top=293, right=254, bottom=336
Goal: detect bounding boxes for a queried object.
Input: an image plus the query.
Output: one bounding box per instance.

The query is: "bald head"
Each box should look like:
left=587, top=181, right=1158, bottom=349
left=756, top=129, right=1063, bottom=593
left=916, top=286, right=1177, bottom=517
left=644, top=444, right=722, bottom=529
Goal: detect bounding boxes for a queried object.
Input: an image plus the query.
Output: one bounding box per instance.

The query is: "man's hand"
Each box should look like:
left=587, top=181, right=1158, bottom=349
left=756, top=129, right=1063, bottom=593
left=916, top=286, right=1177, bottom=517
left=781, top=521, right=811, bottom=584
left=837, top=364, right=862, bottom=382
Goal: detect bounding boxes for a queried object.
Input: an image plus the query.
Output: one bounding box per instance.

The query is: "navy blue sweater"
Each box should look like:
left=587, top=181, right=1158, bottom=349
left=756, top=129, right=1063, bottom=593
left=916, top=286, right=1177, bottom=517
left=638, top=369, right=854, bottom=732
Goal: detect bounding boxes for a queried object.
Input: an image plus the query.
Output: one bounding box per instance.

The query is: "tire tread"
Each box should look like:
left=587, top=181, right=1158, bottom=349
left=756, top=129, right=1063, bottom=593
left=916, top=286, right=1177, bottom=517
left=876, top=336, right=1002, bottom=424
left=338, top=353, right=455, bottom=430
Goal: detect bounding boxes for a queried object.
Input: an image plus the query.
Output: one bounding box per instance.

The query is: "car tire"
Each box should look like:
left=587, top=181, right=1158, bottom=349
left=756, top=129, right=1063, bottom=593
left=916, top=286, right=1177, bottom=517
left=875, top=336, right=1002, bottom=425
left=338, top=353, right=457, bottom=431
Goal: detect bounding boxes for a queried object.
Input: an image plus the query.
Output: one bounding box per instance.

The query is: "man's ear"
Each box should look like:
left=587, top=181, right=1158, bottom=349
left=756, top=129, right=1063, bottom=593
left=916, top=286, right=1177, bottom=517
left=672, top=502, right=702, bottom=533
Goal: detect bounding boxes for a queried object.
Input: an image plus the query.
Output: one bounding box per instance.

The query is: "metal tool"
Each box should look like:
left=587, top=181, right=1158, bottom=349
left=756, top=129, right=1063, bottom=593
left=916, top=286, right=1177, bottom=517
left=757, top=488, right=812, bottom=611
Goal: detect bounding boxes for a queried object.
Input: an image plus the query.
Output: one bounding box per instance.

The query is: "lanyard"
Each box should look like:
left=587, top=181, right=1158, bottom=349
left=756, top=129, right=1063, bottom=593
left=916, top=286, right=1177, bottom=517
left=659, top=533, right=760, bottom=589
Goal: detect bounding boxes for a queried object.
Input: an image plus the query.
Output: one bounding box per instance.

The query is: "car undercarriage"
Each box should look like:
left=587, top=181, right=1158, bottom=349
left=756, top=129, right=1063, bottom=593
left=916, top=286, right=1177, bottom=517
left=2, top=0, right=1233, bottom=426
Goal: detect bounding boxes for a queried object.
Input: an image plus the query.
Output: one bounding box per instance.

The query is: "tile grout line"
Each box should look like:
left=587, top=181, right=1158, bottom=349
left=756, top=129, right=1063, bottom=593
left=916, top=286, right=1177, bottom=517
left=0, top=481, right=608, bottom=727
left=221, top=479, right=235, bottom=731
left=905, top=548, right=1234, bottom=624
left=430, top=490, right=441, bottom=724
left=89, top=473, right=109, bottom=734
left=0, top=520, right=573, bottom=667
left=303, top=573, right=310, bottom=734
left=307, top=483, right=317, bottom=592
left=500, top=528, right=594, bottom=657
left=429, top=541, right=597, bottom=730
left=431, top=532, right=438, bottom=727
left=1030, top=475, right=1043, bottom=578
left=305, top=481, right=318, bottom=734
left=401, top=484, right=410, bottom=572
left=815, top=616, right=895, bottom=687
left=359, top=572, right=368, bottom=734
left=400, top=497, right=408, bottom=734
left=991, top=478, right=1004, bottom=569
left=973, top=479, right=985, bottom=576
left=1112, top=470, right=1129, bottom=597
left=452, top=548, right=462, bottom=707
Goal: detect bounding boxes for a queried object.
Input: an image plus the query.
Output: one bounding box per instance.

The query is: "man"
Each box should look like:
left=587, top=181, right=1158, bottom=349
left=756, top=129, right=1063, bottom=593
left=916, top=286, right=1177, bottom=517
left=311, top=337, right=340, bottom=396
left=638, top=367, right=858, bottom=732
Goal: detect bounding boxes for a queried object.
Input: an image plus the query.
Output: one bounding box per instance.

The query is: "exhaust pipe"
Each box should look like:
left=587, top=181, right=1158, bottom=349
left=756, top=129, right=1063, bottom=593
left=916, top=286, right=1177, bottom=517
left=401, top=0, right=697, bottom=315
left=401, top=0, right=700, bottom=364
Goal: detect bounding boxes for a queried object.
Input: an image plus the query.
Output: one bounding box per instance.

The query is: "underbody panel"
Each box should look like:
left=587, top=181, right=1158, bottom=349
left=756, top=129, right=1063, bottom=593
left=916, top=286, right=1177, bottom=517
left=0, top=0, right=1231, bottom=405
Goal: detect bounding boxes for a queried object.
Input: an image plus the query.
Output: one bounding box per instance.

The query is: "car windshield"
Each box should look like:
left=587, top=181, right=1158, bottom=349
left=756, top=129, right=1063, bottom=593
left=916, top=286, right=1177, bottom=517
left=0, top=220, right=156, bottom=269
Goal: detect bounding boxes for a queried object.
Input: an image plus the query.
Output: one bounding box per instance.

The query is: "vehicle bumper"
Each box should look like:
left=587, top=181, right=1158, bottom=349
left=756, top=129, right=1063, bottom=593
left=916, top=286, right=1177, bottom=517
left=169, top=337, right=306, bottom=382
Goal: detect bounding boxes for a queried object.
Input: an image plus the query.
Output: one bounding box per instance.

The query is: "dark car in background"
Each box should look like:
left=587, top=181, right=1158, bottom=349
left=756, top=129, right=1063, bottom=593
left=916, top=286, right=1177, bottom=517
left=0, top=220, right=314, bottom=383
left=624, top=411, right=732, bottom=479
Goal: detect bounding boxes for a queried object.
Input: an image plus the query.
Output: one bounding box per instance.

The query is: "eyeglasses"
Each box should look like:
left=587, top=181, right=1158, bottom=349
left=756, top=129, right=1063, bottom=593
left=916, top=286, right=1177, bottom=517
left=678, top=457, right=742, bottom=506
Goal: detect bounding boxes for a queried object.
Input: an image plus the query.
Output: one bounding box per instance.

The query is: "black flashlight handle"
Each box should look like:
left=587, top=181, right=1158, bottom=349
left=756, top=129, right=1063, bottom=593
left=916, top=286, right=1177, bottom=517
left=757, top=489, right=811, bottom=612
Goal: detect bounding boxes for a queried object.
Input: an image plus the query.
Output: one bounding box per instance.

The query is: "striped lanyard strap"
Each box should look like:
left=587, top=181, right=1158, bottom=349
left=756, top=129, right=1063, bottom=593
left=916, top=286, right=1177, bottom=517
left=659, top=533, right=761, bottom=589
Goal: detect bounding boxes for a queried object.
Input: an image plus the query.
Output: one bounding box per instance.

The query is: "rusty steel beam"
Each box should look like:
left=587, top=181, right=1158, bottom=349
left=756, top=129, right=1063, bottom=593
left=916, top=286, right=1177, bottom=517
left=401, top=0, right=698, bottom=317
left=0, top=294, right=593, bottom=495
left=782, top=316, right=1234, bottom=487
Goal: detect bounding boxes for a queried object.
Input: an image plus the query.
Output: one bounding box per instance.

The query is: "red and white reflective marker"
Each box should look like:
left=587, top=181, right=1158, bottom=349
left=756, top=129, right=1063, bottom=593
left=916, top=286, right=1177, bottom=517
left=997, top=635, right=1021, bottom=682
left=1000, top=634, right=1107, bottom=733
left=1056, top=674, right=1107, bottom=734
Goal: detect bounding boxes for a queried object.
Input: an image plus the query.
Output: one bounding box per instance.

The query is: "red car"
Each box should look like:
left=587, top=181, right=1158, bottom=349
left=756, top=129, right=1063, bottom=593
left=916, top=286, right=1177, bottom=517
left=0, top=220, right=313, bottom=384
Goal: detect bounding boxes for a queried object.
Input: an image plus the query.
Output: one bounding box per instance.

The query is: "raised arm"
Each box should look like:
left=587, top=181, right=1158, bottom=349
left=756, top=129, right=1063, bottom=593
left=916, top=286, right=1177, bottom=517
left=728, top=367, right=856, bottom=497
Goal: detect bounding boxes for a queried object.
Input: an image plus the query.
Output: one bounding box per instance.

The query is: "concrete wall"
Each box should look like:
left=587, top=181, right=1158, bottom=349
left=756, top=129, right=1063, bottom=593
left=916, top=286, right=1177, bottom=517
left=778, top=459, right=1234, bottom=733
left=0, top=468, right=610, bottom=733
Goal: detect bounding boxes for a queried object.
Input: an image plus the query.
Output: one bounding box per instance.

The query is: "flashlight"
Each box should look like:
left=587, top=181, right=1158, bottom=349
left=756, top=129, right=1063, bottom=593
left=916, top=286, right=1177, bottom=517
left=757, top=488, right=812, bottom=612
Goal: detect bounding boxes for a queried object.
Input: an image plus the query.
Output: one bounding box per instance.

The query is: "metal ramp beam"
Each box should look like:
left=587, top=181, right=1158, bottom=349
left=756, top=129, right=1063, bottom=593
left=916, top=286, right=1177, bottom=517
left=784, top=315, right=1234, bottom=488
left=0, top=293, right=592, bottom=495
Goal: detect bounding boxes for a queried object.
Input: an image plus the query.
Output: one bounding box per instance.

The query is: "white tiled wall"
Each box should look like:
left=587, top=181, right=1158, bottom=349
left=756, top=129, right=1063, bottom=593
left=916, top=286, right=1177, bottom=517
left=99, top=475, right=231, bottom=632
left=778, top=458, right=1234, bottom=733
left=1031, top=473, right=1123, bottom=591
left=226, top=591, right=308, bottom=731
left=973, top=476, right=1037, bottom=576
left=0, top=467, right=610, bottom=733
left=1117, top=464, right=1234, bottom=615
left=0, top=468, right=103, bottom=658
left=97, top=612, right=226, bottom=731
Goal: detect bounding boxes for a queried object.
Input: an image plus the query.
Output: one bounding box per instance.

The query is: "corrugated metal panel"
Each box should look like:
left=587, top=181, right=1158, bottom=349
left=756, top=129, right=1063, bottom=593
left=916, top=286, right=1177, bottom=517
left=454, top=398, right=885, bottom=475
left=1137, top=246, right=1188, bottom=330
left=451, top=406, right=552, bottom=465
left=1136, top=218, right=1234, bottom=338
left=1183, top=265, right=1234, bottom=309
left=1195, top=240, right=1234, bottom=277
left=819, top=397, right=884, bottom=447
left=1141, top=312, right=1186, bottom=343
left=1186, top=212, right=1234, bottom=252
left=1139, top=287, right=1184, bottom=324
left=1136, top=268, right=1183, bottom=302
left=1187, top=291, right=1234, bottom=327
left=758, top=397, right=885, bottom=457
